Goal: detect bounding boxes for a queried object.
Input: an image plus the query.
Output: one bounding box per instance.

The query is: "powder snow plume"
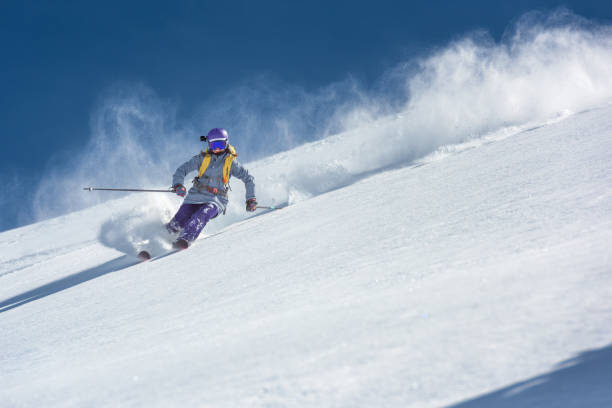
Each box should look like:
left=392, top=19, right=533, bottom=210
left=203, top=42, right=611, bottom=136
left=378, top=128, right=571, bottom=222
left=26, top=9, right=612, bottom=227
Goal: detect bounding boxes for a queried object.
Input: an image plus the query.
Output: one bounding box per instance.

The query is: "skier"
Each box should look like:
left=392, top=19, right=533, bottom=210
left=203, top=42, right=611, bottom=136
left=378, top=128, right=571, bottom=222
left=166, top=128, right=257, bottom=249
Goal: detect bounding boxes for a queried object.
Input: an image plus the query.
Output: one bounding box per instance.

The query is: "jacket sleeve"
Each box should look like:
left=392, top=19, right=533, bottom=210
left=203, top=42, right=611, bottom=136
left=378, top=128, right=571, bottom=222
left=172, top=154, right=202, bottom=187
left=231, top=160, right=256, bottom=200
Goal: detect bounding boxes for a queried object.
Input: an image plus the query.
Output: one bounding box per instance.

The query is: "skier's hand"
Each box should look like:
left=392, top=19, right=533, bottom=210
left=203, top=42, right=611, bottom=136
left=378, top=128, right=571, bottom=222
left=246, top=198, right=257, bottom=212
left=173, top=184, right=186, bottom=197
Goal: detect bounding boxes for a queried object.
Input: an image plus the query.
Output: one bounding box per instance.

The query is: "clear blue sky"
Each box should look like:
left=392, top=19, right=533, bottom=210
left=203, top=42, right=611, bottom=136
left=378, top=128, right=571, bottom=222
left=1, top=0, right=611, bottom=231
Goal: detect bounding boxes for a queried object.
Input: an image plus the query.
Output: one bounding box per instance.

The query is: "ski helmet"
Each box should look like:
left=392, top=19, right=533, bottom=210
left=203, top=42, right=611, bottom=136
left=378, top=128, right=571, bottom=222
left=206, top=128, right=229, bottom=152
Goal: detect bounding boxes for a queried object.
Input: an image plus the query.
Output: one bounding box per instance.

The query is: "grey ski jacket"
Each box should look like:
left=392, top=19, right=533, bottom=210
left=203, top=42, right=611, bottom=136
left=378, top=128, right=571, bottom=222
left=172, top=150, right=255, bottom=213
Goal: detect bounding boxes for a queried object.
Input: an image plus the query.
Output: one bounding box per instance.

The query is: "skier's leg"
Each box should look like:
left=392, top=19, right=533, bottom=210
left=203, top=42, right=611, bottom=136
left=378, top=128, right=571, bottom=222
left=167, top=203, right=202, bottom=233
left=178, top=203, right=219, bottom=242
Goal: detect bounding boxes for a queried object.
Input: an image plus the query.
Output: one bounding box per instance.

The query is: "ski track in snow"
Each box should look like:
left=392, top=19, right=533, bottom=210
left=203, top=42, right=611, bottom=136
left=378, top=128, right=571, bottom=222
left=0, top=241, right=99, bottom=278
left=1, top=106, right=612, bottom=407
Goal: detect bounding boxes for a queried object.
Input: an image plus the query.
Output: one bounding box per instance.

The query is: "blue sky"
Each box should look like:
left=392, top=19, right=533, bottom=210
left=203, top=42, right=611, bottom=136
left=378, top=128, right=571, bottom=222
left=1, top=0, right=612, bottom=231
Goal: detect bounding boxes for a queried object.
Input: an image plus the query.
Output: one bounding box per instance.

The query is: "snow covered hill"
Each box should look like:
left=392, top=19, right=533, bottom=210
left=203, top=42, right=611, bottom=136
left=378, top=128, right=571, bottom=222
left=1, top=104, right=612, bottom=407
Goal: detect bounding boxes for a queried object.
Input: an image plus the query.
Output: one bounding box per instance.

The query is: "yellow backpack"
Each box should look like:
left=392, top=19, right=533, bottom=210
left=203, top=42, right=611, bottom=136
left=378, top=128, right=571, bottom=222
left=197, top=145, right=237, bottom=185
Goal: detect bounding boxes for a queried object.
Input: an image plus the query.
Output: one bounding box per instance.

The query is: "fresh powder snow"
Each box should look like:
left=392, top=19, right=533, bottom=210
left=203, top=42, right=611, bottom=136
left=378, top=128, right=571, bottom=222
left=1, top=103, right=611, bottom=407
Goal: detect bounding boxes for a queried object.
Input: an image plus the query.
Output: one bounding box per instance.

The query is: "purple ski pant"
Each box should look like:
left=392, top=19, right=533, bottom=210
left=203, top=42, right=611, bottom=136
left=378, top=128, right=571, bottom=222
left=167, top=203, right=219, bottom=242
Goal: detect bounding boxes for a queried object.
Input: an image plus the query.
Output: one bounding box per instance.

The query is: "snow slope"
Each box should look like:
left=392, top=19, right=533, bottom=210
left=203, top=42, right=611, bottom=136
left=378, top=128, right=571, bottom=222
left=1, top=104, right=612, bottom=407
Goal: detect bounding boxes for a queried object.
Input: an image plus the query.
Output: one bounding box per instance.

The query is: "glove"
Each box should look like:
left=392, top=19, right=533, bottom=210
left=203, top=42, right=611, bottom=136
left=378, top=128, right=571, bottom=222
left=246, top=198, right=257, bottom=212
left=173, top=184, right=186, bottom=197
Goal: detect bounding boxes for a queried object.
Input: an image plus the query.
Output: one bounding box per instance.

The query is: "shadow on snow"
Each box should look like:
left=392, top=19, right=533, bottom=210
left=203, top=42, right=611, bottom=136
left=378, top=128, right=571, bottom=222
left=0, top=255, right=139, bottom=313
left=0, top=203, right=289, bottom=313
left=448, top=344, right=612, bottom=408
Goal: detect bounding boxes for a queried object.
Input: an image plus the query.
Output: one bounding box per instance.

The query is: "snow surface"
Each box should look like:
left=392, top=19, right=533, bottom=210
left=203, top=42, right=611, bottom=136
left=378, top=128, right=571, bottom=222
left=1, top=104, right=612, bottom=407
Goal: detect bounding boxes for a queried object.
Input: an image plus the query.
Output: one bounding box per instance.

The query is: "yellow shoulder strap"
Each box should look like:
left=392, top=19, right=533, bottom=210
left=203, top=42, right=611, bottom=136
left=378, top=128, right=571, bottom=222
left=198, top=145, right=238, bottom=185
left=222, top=145, right=237, bottom=184
left=198, top=151, right=212, bottom=178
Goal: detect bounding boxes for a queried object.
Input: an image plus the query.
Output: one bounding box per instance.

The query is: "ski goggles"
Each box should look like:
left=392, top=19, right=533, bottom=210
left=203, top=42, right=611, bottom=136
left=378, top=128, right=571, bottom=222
left=208, top=140, right=227, bottom=151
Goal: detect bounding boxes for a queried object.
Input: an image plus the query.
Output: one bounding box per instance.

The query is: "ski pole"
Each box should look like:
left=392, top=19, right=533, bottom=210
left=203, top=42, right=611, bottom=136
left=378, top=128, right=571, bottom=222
left=83, top=187, right=175, bottom=193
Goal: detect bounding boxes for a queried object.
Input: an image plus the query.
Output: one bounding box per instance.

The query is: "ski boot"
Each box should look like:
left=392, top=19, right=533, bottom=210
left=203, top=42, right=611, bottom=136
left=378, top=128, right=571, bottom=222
left=172, top=238, right=189, bottom=250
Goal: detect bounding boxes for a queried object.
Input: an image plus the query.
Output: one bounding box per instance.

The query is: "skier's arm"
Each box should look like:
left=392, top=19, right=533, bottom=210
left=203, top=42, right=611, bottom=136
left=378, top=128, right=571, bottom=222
left=172, top=154, right=202, bottom=187
left=231, top=160, right=256, bottom=200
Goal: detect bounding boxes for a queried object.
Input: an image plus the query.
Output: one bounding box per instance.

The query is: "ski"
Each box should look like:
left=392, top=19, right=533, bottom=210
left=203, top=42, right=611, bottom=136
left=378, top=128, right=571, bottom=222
left=137, top=248, right=183, bottom=262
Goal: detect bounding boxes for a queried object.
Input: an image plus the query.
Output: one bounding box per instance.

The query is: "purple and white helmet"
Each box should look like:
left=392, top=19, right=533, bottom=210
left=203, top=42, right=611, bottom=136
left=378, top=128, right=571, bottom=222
left=207, top=128, right=229, bottom=151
